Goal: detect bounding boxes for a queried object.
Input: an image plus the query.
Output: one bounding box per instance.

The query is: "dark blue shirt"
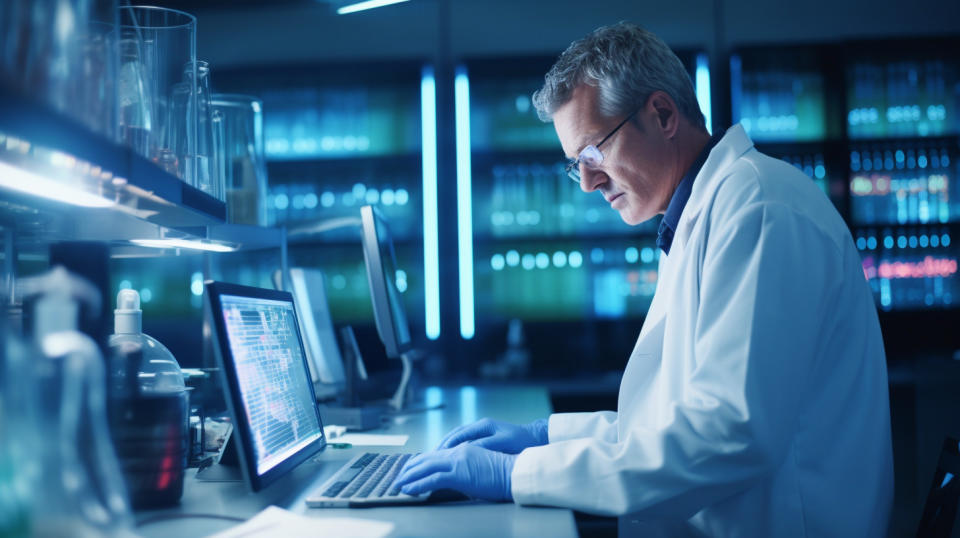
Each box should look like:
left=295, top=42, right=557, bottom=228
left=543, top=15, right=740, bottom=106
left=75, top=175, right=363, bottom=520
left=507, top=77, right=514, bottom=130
left=656, top=135, right=722, bottom=255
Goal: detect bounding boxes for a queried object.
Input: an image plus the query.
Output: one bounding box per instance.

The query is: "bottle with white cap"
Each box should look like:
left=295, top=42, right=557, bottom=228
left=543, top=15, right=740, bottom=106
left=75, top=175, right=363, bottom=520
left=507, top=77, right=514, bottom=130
left=108, top=288, right=189, bottom=508
left=110, top=289, right=185, bottom=394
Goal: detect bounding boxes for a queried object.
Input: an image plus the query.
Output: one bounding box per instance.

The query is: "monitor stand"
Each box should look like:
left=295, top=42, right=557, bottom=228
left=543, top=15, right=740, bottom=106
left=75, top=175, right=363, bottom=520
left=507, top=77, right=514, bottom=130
left=317, top=329, right=440, bottom=428
left=195, top=426, right=243, bottom=482
left=316, top=326, right=386, bottom=431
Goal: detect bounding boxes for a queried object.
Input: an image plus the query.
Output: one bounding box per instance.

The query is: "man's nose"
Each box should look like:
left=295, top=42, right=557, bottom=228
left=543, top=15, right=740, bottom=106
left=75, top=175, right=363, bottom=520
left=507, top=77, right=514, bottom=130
left=579, top=166, right=607, bottom=193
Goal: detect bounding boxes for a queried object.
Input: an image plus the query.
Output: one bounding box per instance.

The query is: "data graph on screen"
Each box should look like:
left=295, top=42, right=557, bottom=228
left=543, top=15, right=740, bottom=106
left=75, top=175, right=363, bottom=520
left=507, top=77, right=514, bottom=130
left=220, top=295, right=323, bottom=475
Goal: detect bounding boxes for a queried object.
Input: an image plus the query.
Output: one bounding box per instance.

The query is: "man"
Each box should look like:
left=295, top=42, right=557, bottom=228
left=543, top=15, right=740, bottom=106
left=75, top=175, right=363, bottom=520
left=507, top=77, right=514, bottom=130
left=393, top=22, right=892, bottom=536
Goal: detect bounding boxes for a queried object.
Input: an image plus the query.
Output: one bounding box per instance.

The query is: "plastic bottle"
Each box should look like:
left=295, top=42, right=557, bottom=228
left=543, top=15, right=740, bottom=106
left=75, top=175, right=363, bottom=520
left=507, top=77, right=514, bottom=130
left=108, top=289, right=189, bottom=508
left=6, top=267, right=135, bottom=537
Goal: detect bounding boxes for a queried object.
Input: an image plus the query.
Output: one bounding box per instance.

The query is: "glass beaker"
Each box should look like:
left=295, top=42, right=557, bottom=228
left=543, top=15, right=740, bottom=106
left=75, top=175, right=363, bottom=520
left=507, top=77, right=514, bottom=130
left=0, top=0, right=118, bottom=138
left=118, top=5, right=196, bottom=183
left=212, top=94, right=269, bottom=225
left=77, top=19, right=121, bottom=140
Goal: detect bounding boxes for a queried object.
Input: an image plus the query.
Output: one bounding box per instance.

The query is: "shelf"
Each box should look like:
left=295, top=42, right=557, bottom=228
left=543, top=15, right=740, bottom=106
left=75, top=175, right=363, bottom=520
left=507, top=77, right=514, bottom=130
left=286, top=234, right=423, bottom=249
left=846, top=134, right=960, bottom=145
left=470, top=147, right=565, bottom=162
left=472, top=231, right=659, bottom=244
left=207, top=224, right=286, bottom=251
left=266, top=151, right=422, bottom=169
left=752, top=139, right=846, bottom=151
left=849, top=222, right=960, bottom=231
left=0, top=91, right=226, bottom=238
left=0, top=90, right=243, bottom=259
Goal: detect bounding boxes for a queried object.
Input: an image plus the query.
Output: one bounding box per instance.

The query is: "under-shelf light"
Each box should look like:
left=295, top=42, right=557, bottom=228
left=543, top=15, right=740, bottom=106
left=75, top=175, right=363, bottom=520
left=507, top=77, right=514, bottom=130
left=130, top=238, right=236, bottom=252
left=0, top=159, right=114, bottom=208
left=337, top=0, right=410, bottom=15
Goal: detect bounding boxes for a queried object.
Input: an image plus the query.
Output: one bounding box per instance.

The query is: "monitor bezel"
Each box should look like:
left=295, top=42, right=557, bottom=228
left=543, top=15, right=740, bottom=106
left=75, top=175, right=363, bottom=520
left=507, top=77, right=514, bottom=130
left=204, top=280, right=327, bottom=492
left=360, top=204, right=413, bottom=358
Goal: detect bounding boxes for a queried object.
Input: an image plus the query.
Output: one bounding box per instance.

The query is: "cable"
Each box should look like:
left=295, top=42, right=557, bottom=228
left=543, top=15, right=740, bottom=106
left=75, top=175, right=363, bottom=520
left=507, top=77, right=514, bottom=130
left=136, top=513, right=246, bottom=528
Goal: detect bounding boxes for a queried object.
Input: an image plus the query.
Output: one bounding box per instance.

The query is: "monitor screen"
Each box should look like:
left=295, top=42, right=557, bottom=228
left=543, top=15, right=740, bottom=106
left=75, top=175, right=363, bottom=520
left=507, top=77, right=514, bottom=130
left=206, top=282, right=325, bottom=491
left=360, top=205, right=412, bottom=358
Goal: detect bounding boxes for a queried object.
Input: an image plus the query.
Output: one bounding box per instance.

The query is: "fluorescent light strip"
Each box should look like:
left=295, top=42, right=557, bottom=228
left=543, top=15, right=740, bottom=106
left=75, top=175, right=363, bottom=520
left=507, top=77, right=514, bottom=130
left=454, top=66, right=474, bottom=340
left=130, top=239, right=236, bottom=252
left=0, top=159, right=114, bottom=208
left=337, top=0, right=409, bottom=15
left=421, top=65, right=441, bottom=340
left=695, top=53, right=712, bottom=135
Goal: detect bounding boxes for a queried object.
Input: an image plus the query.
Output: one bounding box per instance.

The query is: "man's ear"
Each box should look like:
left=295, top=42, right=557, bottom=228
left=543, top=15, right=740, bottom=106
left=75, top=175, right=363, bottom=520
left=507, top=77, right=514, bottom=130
left=648, top=91, right=679, bottom=139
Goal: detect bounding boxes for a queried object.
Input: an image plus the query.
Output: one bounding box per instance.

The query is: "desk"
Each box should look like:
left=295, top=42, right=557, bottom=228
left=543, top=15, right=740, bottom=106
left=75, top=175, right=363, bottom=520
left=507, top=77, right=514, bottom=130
left=135, top=385, right=577, bottom=537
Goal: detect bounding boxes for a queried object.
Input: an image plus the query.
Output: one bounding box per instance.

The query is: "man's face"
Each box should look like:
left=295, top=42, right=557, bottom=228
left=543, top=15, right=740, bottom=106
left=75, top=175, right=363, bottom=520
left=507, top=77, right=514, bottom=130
left=552, top=84, right=680, bottom=225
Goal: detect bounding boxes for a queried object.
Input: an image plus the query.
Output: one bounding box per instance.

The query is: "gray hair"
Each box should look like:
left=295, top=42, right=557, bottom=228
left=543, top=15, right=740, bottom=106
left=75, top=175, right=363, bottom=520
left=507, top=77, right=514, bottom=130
left=532, top=22, right=705, bottom=130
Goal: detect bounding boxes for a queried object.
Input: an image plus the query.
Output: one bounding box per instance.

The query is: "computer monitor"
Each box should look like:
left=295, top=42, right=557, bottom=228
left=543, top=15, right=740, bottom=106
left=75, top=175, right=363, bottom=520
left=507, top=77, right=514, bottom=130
left=360, top=205, right=420, bottom=410
left=360, top=204, right=412, bottom=359
left=204, top=281, right=327, bottom=491
left=272, top=267, right=346, bottom=399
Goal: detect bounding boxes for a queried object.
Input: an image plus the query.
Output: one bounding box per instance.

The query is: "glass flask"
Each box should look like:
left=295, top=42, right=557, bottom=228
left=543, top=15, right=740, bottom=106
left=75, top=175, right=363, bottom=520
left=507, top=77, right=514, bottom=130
left=183, top=60, right=224, bottom=201
left=212, top=94, right=269, bottom=225
left=117, top=37, right=154, bottom=159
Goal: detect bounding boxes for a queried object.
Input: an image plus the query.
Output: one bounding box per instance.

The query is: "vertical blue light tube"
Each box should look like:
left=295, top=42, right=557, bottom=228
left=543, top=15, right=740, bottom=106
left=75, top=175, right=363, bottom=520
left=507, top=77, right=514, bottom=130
left=421, top=65, right=440, bottom=340
left=696, top=53, right=712, bottom=134
left=454, top=65, right=475, bottom=340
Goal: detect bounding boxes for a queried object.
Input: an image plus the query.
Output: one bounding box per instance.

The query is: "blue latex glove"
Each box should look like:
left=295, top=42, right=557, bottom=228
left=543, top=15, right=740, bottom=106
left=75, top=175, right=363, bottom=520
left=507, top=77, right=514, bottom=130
left=392, top=444, right=518, bottom=501
left=436, top=417, right=548, bottom=454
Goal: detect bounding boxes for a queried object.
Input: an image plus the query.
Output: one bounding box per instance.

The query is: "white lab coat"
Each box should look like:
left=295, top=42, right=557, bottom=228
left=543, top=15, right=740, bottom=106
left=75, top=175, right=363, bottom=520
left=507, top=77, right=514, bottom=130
left=511, top=124, right=893, bottom=537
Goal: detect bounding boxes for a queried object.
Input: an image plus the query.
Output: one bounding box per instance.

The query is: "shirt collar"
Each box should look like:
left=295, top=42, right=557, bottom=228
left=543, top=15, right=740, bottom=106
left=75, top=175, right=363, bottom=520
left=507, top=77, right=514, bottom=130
left=656, top=134, right=722, bottom=255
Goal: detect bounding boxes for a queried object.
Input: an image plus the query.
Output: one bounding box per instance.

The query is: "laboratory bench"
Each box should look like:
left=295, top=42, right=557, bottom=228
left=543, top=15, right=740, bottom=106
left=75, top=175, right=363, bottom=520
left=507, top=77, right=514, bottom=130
left=133, top=385, right=577, bottom=538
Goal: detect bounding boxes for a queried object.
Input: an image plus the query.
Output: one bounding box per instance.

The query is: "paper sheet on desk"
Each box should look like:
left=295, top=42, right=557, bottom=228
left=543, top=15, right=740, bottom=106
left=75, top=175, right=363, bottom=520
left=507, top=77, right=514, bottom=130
left=335, top=433, right=408, bottom=446
left=209, top=506, right=393, bottom=538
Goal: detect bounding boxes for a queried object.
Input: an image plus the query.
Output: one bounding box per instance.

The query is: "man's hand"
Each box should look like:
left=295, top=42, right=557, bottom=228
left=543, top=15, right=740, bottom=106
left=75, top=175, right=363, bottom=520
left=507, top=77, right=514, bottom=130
left=437, top=417, right=548, bottom=454
left=392, top=444, right=517, bottom=501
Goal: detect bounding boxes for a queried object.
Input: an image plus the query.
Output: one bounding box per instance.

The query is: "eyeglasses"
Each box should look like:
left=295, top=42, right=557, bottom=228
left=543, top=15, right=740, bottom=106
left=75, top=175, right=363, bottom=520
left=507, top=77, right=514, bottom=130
left=564, top=109, right=638, bottom=183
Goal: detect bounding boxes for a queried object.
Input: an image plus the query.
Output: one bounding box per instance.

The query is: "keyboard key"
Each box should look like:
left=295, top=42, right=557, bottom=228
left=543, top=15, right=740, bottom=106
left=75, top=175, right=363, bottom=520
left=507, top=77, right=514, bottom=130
left=340, top=454, right=387, bottom=497
left=351, top=452, right=378, bottom=469
left=387, top=453, right=417, bottom=496
left=313, top=452, right=424, bottom=501
left=356, top=455, right=399, bottom=498
left=323, top=480, right=350, bottom=497
left=375, top=454, right=410, bottom=497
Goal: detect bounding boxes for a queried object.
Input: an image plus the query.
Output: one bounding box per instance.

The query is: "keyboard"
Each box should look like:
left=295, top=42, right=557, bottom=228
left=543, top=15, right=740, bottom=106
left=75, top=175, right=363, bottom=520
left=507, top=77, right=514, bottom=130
left=306, top=451, right=429, bottom=507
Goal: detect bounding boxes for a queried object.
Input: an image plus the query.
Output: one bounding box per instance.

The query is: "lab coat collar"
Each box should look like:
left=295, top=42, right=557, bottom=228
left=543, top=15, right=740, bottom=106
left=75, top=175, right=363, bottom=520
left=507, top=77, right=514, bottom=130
left=671, top=124, right=755, bottom=248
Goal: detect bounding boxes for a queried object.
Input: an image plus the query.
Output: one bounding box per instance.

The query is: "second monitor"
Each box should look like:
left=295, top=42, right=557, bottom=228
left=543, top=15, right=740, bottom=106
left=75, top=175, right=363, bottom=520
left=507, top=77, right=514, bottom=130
left=360, top=204, right=416, bottom=410
left=281, top=205, right=420, bottom=418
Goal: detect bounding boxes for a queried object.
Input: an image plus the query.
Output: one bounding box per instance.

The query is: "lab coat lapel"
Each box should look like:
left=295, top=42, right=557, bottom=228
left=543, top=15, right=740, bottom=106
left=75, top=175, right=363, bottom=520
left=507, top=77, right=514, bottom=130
left=619, top=126, right=756, bottom=432
left=674, top=124, right=755, bottom=251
